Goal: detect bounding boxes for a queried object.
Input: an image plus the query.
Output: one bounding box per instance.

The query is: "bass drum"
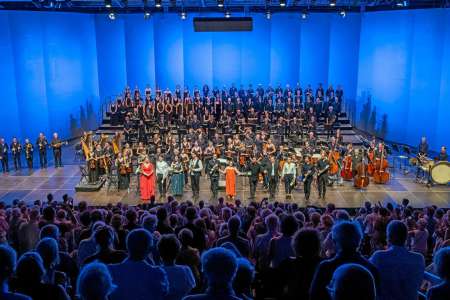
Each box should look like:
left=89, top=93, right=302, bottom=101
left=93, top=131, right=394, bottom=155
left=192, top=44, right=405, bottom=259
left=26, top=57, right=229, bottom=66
left=430, top=162, right=450, bottom=185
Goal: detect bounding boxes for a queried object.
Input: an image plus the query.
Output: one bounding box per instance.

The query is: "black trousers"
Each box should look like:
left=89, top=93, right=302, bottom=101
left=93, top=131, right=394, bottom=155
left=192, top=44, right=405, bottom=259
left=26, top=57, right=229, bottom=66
left=304, top=178, right=312, bottom=200
left=53, top=149, right=62, bottom=168
left=26, top=155, right=33, bottom=169
left=249, top=178, right=258, bottom=199
left=269, top=176, right=278, bottom=199
left=190, top=173, right=201, bottom=196
left=318, top=175, right=328, bottom=198
left=13, top=154, right=21, bottom=170
left=210, top=176, right=219, bottom=200
left=157, top=174, right=167, bottom=196
left=39, top=150, right=47, bottom=168
left=1, top=157, right=8, bottom=173
left=284, top=174, right=294, bottom=194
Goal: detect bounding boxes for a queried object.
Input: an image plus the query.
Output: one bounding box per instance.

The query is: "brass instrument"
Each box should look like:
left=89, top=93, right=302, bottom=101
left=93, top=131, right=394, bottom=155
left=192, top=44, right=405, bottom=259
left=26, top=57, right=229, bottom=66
left=81, top=132, right=93, bottom=158
left=112, top=133, right=121, bottom=155
left=25, top=143, right=33, bottom=159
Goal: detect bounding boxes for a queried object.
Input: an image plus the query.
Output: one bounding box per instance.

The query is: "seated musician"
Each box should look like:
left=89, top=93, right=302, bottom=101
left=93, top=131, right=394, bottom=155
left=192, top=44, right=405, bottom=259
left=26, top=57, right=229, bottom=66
left=438, top=146, right=448, bottom=161
left=247, top=107, right=259, bottom=124
left=265, top=139, right=276, bottom=156
left=191, top=114, right=201, bottom=130
left=308, top=131, right=317, bottom=149
left=418, top=136, right=429, bottom=157
left=374, top=143, right=387, bottom=160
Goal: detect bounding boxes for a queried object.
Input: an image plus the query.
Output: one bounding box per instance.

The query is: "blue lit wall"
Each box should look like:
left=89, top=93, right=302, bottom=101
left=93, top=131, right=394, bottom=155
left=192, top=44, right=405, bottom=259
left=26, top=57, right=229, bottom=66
left=0, top=9, right=449, bottom=151
left=357, top=9, right=450, bottom=151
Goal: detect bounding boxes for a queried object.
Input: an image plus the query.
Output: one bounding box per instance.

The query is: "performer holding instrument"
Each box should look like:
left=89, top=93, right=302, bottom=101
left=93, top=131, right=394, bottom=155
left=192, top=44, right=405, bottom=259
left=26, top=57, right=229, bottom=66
left=24, top=138, right=34, bottom=170
left=317, top=150, right=330, bottom=200
left=281, top=156, right=296, bottom=197
left=50, top=132, right=66, bottom=168
left=302, top=156, right=315, bottom=201
left=207, top=153, right=220, bottom=201
left=36, top=133, right=48, bottom=169
left=11, top=138, right=22, bottom=171
left=189, top=153, right=203, bottom=200
left=0, top=138, right=9, bottom=173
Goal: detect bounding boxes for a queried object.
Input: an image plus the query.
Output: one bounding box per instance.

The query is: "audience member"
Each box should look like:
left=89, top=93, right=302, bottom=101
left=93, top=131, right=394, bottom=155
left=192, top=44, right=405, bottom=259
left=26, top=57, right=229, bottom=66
left=108, top=229, right=168, bottom=300
left=0, top=245, right=31, bottom=300
left=328, top=263, right=376, bottom=300
left=82, top=225, right=127, bottom=265
left=370, top=220, right=424, bottom=300
left=77, top=262, right=116, bottom=300
left=426, top=246, right=450, bottom=300
left=216, top=216, right=250, bottom=258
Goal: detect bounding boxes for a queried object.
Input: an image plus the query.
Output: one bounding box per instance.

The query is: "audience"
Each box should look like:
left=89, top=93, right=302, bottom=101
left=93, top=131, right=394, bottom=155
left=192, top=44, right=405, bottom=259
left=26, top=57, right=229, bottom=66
left=0, top=245, right=31, bottom=300
left=0, top=194, right=448, bottom=300
left=77, top=262, right=115, bottom=300
left=370, top=220, right=425, bottom=300
left=108, top=229, right=168, bottom=300
left=328, top=263, right=376, bottom=300
left=158, top=234, right=195, bottom=300
left=309, top=221, right=379, bottom=300
left=427, top=246, right=450, bottom=300
left=183, top=247, right=240, bottom=300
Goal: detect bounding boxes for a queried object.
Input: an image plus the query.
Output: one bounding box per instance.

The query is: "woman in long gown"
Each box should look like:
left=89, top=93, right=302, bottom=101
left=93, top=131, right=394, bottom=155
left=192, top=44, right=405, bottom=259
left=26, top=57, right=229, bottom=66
left=170, top=155, right=185, bottom=198
left=139, top=156, right=155, bottom=203
left=221, top=161, right=241, bottom=201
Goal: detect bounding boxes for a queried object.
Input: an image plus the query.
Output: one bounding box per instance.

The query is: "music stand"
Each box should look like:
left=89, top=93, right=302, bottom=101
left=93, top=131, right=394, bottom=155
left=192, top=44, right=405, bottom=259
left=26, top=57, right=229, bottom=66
left=392, top=144, right=399, bottom=153
left=400, top=146, right=411, bottom=174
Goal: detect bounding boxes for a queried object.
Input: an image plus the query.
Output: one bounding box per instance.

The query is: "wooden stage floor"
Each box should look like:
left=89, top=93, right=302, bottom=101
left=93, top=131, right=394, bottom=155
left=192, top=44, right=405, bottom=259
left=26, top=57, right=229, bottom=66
left=0, top=164, right=448, bottom=208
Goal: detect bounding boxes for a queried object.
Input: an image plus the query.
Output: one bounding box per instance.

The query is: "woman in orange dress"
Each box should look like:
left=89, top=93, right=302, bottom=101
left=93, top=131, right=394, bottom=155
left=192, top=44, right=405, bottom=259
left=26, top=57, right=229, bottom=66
left=139, top=156, right=155, bottom=203
left=221, top=161, right=241, bottom=201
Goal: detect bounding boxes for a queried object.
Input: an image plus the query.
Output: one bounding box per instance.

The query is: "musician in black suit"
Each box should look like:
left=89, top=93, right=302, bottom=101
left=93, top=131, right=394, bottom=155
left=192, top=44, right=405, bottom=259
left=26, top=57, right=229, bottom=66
left=208, top=154, right=220, bottom=201
left=0, top=138, right=9, bottom=173
left=317, top=150, right=329, bottom=200
left=266, top=156, right=280, bottom=200
left=418, top=136, right=429, bottom=156
left=11, top=137, right=22, bottom=171
left=302, top=156, right=315, bottom=201
left=189, top=153, right=203, bottom=200
left=51, top=132, right=63, bottom=168
left=248, top=157, right=261, bottom=200
left=36, top=133, right=48, bottom=169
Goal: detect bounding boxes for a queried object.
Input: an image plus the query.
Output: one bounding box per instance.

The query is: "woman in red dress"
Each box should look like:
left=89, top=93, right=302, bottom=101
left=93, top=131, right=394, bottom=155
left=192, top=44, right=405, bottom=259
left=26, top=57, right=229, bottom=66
left=139, top=156, right=155, bottom=202
left=220, top=161, right=241, bottom=201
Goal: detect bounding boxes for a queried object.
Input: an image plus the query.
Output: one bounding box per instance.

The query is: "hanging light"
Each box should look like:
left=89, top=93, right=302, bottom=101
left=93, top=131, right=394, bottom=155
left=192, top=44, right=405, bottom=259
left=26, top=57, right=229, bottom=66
left=217, top=0, right=224, bottom=8
left=225, top=11, right=231, bottom=18
left=339, top=9, right=346, bottom=18
left=105, top=0, right=112, bottom=8
left=280, top=0, right=286, bottom=7
left=301, top=10, right=308, bottom=20
left=329, top=0, right=336, bottom=7
left=181, top=11, right=187, bottom=20
left=155, top=0, right=162, bottom=8
left=108, top=12, right=116, bottom=20
left=266, top=10, right=271, bottom=20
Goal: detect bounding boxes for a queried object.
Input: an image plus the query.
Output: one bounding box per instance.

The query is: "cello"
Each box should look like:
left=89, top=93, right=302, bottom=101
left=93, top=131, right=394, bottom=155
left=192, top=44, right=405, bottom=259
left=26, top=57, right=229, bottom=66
left=354, top=150, right=369, bottom=188
left=328, top=150, right=340, bottom=175
left=373, top=144, right=390, bottom=184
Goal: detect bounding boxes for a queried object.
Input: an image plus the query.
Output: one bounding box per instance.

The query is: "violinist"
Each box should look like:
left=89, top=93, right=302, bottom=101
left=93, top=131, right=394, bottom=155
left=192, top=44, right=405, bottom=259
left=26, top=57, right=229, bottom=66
left=11, top=137, right=22, bottom=171
left=24, top=138, right=34, bottom=170
left=0, top=138, right=9, bottom=173
left=116, top=152, right=129, bottom=190
left=36, top=133, right=48, bottom=169
left=317, top=150, right=330, bottom=200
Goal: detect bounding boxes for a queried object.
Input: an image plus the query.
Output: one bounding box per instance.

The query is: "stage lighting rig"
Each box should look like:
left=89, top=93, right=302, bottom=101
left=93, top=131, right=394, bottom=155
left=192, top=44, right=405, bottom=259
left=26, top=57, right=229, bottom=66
left=105, top=0, right=111, bottom=8
left=329, top=0, right=336, bottom=7
left=217, top=0, right=224, bottom=8
left=225, top=11, right=231, bottom=18
left=339, top=9, right=346, bottom=18
left=280, top=0, right=286, bottom=7
left=301, top=10, right=308, bottom=19
left=266, top=10, right=271, bottom=20
left=155, top=0, right=162, bottom=8
left=108, top=12, right=116, bottom=20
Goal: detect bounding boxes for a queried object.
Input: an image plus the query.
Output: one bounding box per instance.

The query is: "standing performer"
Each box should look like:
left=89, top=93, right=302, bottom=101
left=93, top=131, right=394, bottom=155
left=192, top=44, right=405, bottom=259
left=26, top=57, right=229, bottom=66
left=221, top=161, right=240, bottom=201
left=0, top=138, right=9, bottom=173
left=267, top=156, right=280, bottom=200
left=51, top=132, right=63, bottom=168
left=36, top=133, right=48, bottom=169
left=156, top=155, right=169, bottom=200
left=116, top=153, right=130, bottom=190
left=24, top=138, right=34, bottom=170
left=208, top=154, right=220, bottom=201
left=317, top=150, right=330, bottom=200
left=189, top=153, right=203, bottom=200
left=281, top=156, right=296, bottom=197
left=170, top=155, right=185, bottom=198
left=139, top=156, right=155, bottom=203
left=248, top=157, right=261, bottom=200
left=87, top=151, right=98, bottom=184
left=302, top=156, right=315, bottom=202
left=11, top=138, right=22, bottom=171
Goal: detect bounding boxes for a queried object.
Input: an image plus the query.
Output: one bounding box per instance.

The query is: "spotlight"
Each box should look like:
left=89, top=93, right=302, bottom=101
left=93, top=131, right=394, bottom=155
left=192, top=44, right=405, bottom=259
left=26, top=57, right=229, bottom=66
left=339, top=9, right=346, bottom=18
left=155, top=0, right=161, bottom=8
left=329, top=0, right=336, bottom=7
left=105, top=0, right=112, bottom=8
left=266, top=10, right=271, bottom=20
left=280, top=0, right=286, bottom=7
left=181, top=11, right=187, bottom=20
left=396, top=0, right=408, bottom=7
left=144, top=11, right=151, bottom=19
left=301, top=10, right=308, bottom=20
left=225, top=11, right=231, bottom=18
left=217, top=0, right=224, bottom=7
left=108, top=12, right=116, bottom=20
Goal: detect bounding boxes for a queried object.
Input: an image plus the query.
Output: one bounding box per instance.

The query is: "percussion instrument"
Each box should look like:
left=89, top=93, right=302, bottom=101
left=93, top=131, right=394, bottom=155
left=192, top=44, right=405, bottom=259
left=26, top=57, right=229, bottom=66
left=421, top=160, right=435, bottom=172
left=430, top=162, right=450, bottom=185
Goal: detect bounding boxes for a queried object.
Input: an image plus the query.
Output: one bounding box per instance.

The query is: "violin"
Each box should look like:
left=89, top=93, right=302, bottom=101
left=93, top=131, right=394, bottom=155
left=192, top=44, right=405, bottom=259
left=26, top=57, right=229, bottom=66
left=341, top=155, right=353, bottom=181
left=373, top=147, right=390, bottom=184
left=354, top=152, right=369, bottom=188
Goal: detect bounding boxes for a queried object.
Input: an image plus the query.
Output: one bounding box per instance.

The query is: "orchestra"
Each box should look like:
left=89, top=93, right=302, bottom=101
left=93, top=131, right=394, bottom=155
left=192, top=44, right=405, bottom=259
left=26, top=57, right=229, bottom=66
left=0, top=83, right=448, bottom=203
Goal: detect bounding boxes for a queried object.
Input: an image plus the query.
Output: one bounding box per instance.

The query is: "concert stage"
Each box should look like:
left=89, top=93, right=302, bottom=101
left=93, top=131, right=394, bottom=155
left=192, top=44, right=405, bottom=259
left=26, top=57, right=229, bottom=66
left=0, top=163, right=448, bottom=208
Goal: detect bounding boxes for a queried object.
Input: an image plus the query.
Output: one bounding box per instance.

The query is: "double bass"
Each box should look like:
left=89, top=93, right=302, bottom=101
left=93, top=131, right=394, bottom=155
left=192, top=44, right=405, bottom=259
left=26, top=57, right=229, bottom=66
left=341, top=155, right=353, bottom=181
left=328, top=150, right=340, bottom=175
left=373, top=146, right=390, bottom=184
left=354, top=151, right=369, bottom=188
left=367, top=149, right=375, bottom=176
